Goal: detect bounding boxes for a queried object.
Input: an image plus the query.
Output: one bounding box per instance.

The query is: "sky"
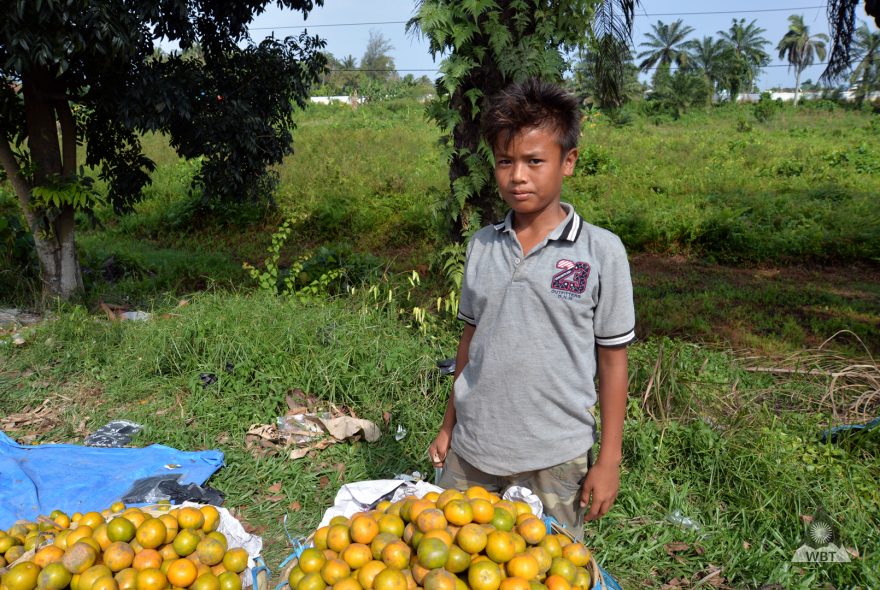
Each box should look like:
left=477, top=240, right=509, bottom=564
left=246, top=1, right=880, bottom=90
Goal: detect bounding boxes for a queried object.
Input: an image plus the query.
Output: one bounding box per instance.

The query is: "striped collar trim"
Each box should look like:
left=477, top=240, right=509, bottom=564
left=492, top=203, right=583, bottom=242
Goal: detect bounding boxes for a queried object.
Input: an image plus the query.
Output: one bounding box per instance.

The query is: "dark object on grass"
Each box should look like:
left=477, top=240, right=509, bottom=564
left=200, top=373, right=217, bottom=387
left=436, top=358, right=455, bottom=376
left=225, top=362, right=235, bottom=373
left=85, top=420, right=143, bottom=447
left=820, top=416, right=880, bottom=444
left=123, top=474, right=225, bottom=505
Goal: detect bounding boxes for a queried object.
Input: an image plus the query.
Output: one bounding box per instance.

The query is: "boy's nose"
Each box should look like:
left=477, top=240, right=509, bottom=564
left=511, top=162, right=527, bottom=182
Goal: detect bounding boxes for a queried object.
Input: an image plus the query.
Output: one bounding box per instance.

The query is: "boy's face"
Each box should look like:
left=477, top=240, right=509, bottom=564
left=493, top=126, right=578, bottom=220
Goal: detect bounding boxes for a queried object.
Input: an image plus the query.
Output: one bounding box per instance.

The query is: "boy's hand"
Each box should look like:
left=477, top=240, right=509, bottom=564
left=579, top=461, right=620, bottom=521
left=429, top=428, right=452, bottom=467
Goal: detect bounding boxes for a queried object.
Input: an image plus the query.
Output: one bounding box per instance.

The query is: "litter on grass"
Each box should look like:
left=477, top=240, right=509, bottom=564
left=84, top=420, right=143, bottom=447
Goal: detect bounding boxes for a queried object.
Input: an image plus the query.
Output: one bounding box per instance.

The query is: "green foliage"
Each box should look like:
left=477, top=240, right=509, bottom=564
left=408, top=0, right=636, bottom=237
left=30, top=175, right=102, bottom=211
left=753, top=91, right=783, bottom=122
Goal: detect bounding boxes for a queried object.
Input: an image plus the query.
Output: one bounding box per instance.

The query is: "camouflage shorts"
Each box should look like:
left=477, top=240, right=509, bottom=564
left=437, top=447, right=593, bottom=540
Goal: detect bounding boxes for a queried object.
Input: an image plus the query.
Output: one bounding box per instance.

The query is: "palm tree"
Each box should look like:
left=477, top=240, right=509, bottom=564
left=822, top=0, right=879, bottom=81
left=637, top=19, right=695, bottom=72
left=684, top=36, right=728, bottom=102
left=777, top=15, right=829, bottom=105
left=718, top=18, right=771, bottom=94
left=849, top=21, right=880, bottom=103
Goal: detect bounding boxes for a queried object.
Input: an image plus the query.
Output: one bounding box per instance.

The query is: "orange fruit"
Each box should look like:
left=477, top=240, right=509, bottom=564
left=199, top=507, right=220, bottom=533
left=4, top=562, right=41, bottom=590
left=167, top=558, right=198, bottom=587
left=435, top=490, right=464, bottom=511
left=468, top=560, right=502, bottom=590
left=297, top=572, right=327, bottom=590
left=415, top=510, right=447, bottom=534
left=158, top=544, right=178, bottom=561
left=298, top=548, right=327, bottom=575
left=313, top=527, right=331, bottom=551
left=176, top=509, right=204, bottom=531
left=114, top=568, right=138, bottom=590
left=573, top=567, right=590, bottom=590
left=217, top=571, right=241, bottom=590
left=376, top=516, right=404, bottom=539
left=38, top=562, right=73, bottom=590
left=548, top=559, right=576, bottom=584
left=326, top=525, right=351, bottom=554
left=410, top=561, right=430, bottom=585
left=489, top=509, right=515, bottom=533
left=104, top=542, right=136, bottom=572
left=210, top=564, right=228, bottom=577
left=110, top=502, right=126, bottom=514
left=511, top=533, right=527, bottom=555
left=464, top=486, right=492, bottom=501
left=350, top=518, right=379, bottom=545
left=485, top=531, right=516, bottom=564
left=371, top=569, right=406, bottom=590
left=444, top=545, right=470, bottom=575
left=157, top=516, right=178, bottom=545
left=526, top=548, right=551, bottom=575
left=406, top=501, right=432, bottom=526
left=455, top=524, right=487, bottom=555
left=222, top=548, right=247, bottom=574
left=33, top=545, right=64, bottom=568
left=107, top=519, right=137, bottom=544
left=196, top=538, right=225, bottom=567
left=515, top=519, right=546, bottom=546
left=470, top=500, right=494, bottom=525
left=380, top=541, right=411, bottom=570
left=79, top=565, right=113, bottom=590
left=92, top=575, right=119, bottom=590
left=320, top=559, right=351, bottom=586
left=423, top=569, right=456, bottom=590
left=93, top=525, right=112, bottom=551
left=415, top=537, right=448, bottom=569
left=206, top=533, right=227, bottom=552
left=499, top=578, right=530, bottom=590
left=341, top=544, right=372, bottom=570
left=172, top=529, right=200, bottom=557
left=543, top=576, right=570, bottom=590
left=135, top=568, right=166, bottom=590
left=560, top=544, right=590, bottom=568
left=421, top=530, right=453, bottom=547
left=356, top=560, right=386, bottom=590
left=288, top=567, right=306, bottom=590
left=122, top=511, right=148, bottom=530
left=538, top=537, right=561, bottom=559
left=135, top=520, right=166, bottom=551
left=332, top=577, right=362, bottom=590
left=369, top=533, right=398, bottom=561
left=80, top=513, right=105, bottom=529
left=6, top=544, right=26, bottom=563
left=442, top=501, right=473, bottom=527
left=193, top=573, right=221, bottom=590
left=132, top=550, right=163, bottom=571
left=62, top=542, right=99, bottom=575
left=67, top=525, right=94, bottom=547
left=505, top=554, right=538, bottom=580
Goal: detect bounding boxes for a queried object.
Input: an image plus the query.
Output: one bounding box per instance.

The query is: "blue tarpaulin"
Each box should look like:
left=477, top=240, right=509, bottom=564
left=0, top=431, right=224, bottom=528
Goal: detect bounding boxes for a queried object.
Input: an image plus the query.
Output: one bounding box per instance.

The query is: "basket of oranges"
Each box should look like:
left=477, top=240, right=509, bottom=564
left=280, top=485, right=617, bottom=590
left=0, top=501, right=269, bottom=590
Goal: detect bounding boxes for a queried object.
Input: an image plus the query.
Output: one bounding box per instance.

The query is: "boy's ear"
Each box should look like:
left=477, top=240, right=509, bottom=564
left=562, top=148, right=578, bottom=176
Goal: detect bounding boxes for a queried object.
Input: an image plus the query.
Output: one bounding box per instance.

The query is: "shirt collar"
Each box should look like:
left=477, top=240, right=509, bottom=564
left=492, top=202, right=583, bottom=242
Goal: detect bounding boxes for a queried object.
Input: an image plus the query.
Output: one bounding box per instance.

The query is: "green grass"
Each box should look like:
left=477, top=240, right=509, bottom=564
left=2, top=297, right=877, bottom=588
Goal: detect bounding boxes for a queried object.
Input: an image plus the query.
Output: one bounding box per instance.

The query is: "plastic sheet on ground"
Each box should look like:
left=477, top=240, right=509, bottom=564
left=0, top=430, right=224, bottom=528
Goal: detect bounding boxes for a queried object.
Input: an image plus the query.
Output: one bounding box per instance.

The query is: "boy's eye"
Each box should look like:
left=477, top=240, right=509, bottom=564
left=530, top=159, right=543, bottom=165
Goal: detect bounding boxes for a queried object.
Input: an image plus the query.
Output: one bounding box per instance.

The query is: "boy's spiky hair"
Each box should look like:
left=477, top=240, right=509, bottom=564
left=481, top=78, right=581, bottom=154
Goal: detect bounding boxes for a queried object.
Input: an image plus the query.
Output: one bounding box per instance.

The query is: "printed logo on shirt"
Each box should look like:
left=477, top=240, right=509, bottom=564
left=550, top=259, right=590, bottom=299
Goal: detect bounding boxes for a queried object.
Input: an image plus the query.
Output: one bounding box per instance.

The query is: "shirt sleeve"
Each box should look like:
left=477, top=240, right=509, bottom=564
left=457, top=237, right=478, bottom=326
left=594, top=236, right=636, bottom=347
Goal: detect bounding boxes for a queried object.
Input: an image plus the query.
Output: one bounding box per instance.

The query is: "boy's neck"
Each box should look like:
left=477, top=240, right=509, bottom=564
left=511, top=202, right=567, bottom=237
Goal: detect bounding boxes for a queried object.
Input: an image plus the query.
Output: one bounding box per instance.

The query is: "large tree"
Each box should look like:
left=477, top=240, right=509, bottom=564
left=0, top=1, right=326, bottom=303
left=777, top=14, right=829, bottom=105
left=637, top=19, right=695, bottom=72
left=683, top=36, right=730, bottom=104
left=717, top=18, right=771, bottom=96
left=408, top=0, right=638, bottom=240
left=360, top=30, right=396, bottom=82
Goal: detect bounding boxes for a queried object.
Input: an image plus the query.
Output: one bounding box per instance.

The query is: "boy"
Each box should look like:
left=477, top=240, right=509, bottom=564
left=429, top=78, right=635, bottom=538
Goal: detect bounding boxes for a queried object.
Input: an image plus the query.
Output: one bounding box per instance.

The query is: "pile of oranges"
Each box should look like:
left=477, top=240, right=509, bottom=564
left=0, top=503, right=249, bottom=590
left=287, top=486, right=594, bottom=590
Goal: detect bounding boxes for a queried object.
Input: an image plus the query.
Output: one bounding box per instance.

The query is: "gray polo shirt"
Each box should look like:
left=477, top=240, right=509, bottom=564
left=452, top=203, right=635, bottom=476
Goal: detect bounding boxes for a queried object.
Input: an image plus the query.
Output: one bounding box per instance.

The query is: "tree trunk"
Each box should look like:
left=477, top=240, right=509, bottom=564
left=10, top=69, right=85, bottom=303
left=794, top=67, right=802, bottom=106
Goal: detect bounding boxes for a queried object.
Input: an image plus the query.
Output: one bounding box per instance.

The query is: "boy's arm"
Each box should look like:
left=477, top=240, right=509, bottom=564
left=580, top=345, right=628, bottom=521
left=430, top=322, right=476, bottom=467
